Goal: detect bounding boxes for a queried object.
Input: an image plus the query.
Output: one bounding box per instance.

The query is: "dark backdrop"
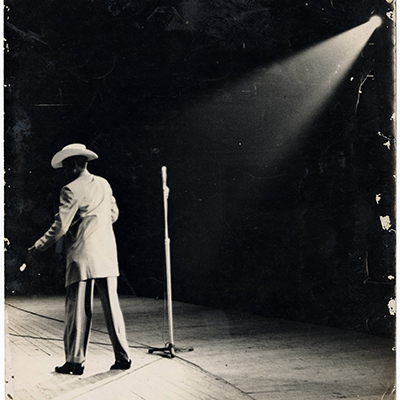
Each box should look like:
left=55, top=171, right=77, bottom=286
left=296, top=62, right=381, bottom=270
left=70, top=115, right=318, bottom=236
left=5, top=0, right=395, bottom=336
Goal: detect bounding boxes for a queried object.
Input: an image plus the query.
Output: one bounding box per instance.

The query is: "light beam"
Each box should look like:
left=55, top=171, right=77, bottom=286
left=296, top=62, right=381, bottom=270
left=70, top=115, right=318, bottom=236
left=188, top=17, right=384, bottom=166
left=369, top=15, right=383, bottom=28
left=248, top=16, right=384, bottom=163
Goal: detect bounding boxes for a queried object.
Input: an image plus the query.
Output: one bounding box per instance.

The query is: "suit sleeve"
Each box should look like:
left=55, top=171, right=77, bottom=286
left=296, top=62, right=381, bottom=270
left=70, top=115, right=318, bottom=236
left=111, top=193, right=119, bottom=224
left=34, top=187, right=79, bottom=251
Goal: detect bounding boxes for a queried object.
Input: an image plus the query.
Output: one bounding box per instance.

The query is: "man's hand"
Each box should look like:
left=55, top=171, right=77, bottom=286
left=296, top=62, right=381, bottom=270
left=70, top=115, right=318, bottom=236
left=19, top=246, right=37, bottom=272
left=21, top=245, right=41, bottom=272
left=27, top=245, right=38, bottom=263
left=28, top=245, right=37, bottom=254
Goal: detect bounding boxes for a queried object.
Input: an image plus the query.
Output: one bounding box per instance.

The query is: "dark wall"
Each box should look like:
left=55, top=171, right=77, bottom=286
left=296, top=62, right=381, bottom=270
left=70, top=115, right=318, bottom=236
left=5, top=0, right=395, bottom=336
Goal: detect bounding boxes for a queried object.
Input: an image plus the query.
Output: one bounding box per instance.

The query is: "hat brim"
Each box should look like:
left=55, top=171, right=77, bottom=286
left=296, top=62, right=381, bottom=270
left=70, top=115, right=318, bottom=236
left=51, top=148, right=98, bottom=169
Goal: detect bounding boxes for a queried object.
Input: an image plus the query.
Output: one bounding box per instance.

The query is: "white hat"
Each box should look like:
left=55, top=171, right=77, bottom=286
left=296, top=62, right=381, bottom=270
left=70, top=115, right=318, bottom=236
left=51, top=143, right=98, bottom=169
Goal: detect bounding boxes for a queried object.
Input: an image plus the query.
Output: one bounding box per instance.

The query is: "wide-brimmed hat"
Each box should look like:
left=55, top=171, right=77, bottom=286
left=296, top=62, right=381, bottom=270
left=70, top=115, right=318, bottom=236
left=51, top=144, right=98, bottom=169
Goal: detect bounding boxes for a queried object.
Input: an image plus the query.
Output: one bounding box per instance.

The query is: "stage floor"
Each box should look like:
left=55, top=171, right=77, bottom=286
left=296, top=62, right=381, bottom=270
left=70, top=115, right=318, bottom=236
left=5, top=295, right=395, bottom=400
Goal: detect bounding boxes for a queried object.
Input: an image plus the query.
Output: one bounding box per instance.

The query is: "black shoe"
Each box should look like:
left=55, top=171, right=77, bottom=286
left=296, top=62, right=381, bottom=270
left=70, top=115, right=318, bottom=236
left=110, top=359, right=131, bottom=370
left=55, top=362, right=84, bottom=375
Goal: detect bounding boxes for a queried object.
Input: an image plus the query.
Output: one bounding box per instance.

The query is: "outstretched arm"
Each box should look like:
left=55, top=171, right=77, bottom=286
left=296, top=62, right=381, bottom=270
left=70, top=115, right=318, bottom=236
left=30, top=187, right=79, bottom=252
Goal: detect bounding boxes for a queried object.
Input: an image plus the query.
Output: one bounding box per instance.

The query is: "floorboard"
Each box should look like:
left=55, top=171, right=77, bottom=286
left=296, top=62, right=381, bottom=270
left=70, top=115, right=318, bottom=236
left=5, top=295, right=395, bottom=400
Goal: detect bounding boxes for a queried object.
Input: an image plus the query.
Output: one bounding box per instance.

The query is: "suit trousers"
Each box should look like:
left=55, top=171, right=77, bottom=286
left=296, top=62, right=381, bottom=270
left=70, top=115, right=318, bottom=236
left=64, top=277, right=130, bottom=364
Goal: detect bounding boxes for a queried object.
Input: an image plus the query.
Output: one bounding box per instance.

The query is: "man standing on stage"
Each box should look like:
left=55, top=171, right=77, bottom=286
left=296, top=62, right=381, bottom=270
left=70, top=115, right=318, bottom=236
left=28, top=143, right=131, bottom=375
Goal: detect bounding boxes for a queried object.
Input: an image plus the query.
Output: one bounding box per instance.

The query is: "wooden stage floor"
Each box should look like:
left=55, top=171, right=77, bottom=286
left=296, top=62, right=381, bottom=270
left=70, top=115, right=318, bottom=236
left=5, top=295, right=395, bottom=400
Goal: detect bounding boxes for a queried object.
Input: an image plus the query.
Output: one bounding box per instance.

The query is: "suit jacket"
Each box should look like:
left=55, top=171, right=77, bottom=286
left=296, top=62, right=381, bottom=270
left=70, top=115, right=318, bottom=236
left=35, top=170, right=120, bottom=286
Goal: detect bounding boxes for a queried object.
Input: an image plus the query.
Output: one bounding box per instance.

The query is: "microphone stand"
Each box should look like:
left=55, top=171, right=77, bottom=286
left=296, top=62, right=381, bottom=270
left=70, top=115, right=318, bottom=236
left=148, top=166, right=193, bottom=358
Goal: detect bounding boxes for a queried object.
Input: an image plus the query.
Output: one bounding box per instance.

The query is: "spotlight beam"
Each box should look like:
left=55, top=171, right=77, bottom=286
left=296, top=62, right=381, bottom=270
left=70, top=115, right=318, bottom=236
left=253, top=17, right=382, bottom=161
left=369, top=15, right=383, bottom=28
left=192, top=17, right=384, bottom=166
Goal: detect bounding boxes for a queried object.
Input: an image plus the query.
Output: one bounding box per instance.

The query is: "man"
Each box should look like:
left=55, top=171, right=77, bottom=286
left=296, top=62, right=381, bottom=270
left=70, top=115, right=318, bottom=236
left=28, top=143, right=131, bottom=375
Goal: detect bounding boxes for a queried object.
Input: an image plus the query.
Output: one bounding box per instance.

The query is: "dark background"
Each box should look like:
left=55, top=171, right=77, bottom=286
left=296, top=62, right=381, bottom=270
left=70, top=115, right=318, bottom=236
left=5, top=0, right=395, bottom=336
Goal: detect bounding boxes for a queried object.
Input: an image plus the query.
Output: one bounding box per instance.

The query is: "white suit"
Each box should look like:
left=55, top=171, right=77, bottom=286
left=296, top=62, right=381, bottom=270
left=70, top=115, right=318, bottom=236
left=34, top=170, right=119, bottom=286
left=34, top=169, right=130, bottom=365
